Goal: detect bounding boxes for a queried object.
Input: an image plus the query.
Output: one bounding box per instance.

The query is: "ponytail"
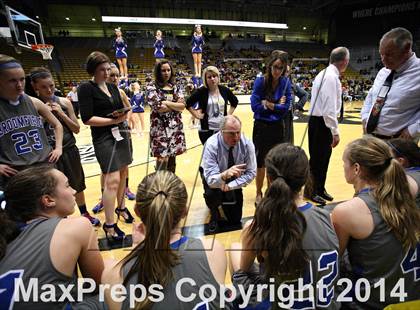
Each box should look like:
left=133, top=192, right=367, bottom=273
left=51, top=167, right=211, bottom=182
left=121, top=171, right=187, bottom=309
left=249, top=143, right=309, bottom=281
left=250, top=176, right=308, bottom=281
left=374, top=159, right=419, bottom=249
left=347, top=137, right=419, bottom=250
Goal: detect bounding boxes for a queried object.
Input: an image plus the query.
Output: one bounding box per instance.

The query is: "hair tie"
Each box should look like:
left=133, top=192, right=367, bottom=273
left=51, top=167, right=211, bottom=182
left=0, top=62, right=22, bottom=70
left=30, top=71, right=50, bottom=80
left=385, top=157, right=393, bottom=166
left=276, top=174, right=287, bottom=183
left=156, top=191, right=167, bottom=198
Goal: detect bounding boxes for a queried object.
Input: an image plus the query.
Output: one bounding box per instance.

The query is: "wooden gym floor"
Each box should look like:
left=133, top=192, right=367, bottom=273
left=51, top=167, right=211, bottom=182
left=74, top=101, right=364, bottom=272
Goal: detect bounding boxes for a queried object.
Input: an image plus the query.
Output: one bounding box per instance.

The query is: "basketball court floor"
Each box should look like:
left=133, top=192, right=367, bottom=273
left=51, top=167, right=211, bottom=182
left=77, top=101, right=364, bottom=280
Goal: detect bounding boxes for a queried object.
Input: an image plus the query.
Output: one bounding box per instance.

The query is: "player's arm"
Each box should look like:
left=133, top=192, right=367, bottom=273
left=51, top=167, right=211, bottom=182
left=239, top=224, right=258, bottom=271
left=165, top=88, right=185, bottom=112
left=54, top=98, right=80, bottom=134
left=101, top=261, right=123, bottom=310
left=331, top=201, right=353, bottom=256
left=31, top=96, right=63, bottom=162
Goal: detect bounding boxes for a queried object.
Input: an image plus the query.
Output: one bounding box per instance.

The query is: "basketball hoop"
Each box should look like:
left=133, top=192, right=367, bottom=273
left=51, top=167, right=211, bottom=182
left=31, top=44, right=54, bottom=60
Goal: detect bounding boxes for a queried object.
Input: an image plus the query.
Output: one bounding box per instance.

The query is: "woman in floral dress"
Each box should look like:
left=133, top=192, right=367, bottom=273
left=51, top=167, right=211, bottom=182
left=147, top=60, right=186, bottom=173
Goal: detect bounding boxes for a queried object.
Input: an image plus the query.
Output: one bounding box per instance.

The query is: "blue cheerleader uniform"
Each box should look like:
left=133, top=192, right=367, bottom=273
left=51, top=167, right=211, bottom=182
left=154, top=39, right=165, bottom=58
left=191, top=35, right=204, bottom=53
left=113, top=37, right=128, bottom=59
left=131, top=92, right=145, bottom=113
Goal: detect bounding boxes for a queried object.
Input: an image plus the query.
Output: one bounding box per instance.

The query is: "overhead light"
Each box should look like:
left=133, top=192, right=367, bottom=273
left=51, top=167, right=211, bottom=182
left=36, top=15, right=39, bottom=19
left=65, top=17, right=70, bottom=21
left=303, top=26, right=307, bottom=30
left=92, top=18, right=96, bottom=21
left=102, top=16, right=288, bottom=29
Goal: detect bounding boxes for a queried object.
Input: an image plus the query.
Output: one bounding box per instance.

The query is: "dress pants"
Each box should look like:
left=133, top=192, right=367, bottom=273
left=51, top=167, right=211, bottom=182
left=200, top=167, right=243, bottom=224
left=308, top=116, right=333, bottom=195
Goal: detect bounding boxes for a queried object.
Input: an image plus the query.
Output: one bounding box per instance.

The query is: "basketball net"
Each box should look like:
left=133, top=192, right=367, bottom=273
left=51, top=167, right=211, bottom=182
left=31, top=44, right=54, bottom=60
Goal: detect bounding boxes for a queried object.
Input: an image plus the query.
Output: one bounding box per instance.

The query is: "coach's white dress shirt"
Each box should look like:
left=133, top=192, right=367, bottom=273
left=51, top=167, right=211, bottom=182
left=361, top=53, right=420, bottom=138
left=309, top=64, right=342, bottom=136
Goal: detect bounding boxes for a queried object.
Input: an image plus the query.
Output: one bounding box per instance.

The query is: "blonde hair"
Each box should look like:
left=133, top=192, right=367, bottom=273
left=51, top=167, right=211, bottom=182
left=121, top=171, right=188, bottom=309
left=346, top=136, right=419, bottom=250
left=202, top=66, right=220, bottom=88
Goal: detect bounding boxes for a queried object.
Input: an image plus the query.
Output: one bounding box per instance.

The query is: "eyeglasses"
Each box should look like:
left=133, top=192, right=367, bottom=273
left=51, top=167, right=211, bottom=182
left=272, top=65, right=284, bottom=71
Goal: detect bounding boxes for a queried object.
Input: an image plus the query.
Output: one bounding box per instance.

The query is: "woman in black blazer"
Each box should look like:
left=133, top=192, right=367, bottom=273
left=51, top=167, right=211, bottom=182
left=186, top=66, right=238, bottom=145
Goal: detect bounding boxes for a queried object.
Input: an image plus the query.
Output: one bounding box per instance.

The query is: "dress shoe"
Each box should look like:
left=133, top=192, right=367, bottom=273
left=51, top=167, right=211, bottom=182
left=319, top=191, right=333, bottom=201
left=208, top=220, right=218, bottom=233
left=311, top=195, right=326, bottom=205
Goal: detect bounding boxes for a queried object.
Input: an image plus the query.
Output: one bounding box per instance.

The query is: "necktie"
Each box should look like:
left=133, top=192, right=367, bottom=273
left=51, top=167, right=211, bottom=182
left=228, top=147, right=234, bottom=168
left=226, top=147, right=236, bottom=183
left=366, top=70, right=395, bottom=134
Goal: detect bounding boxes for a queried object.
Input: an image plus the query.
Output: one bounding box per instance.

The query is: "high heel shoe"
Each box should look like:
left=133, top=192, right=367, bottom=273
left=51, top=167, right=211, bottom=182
left=103, top=223, right=125, bottom=242
left=115, top=207, right=134, bottom=223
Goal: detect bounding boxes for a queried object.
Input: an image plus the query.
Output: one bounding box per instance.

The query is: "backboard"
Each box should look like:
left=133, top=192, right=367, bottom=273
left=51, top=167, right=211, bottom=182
left=4, top=5, right=45, bottom=50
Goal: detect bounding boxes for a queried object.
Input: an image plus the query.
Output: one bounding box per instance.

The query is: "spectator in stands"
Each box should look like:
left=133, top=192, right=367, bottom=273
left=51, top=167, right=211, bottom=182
left=0, top=166, right=104, bottom=308
left=78, top=51, right=133, bottom=242
left=361, top=27, right=419, bottom=140
left=147, top=60, right=186, bottom=173
left=250, top=50, right=291, bottom=206
left=101, top=170, right=229, bottom=309
left=332, top=136, right=420, bottom=308
left=66, top=86, right=79, bottom=118
left=186, top=66, right=239, bottom=144
left=230, top=143, right=339, bottom=309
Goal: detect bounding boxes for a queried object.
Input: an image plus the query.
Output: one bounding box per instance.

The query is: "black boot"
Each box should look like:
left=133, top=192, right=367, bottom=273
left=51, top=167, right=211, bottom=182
left=167, top=156, right=176, bottom=173
left=155, top=160, right=168, bottom=171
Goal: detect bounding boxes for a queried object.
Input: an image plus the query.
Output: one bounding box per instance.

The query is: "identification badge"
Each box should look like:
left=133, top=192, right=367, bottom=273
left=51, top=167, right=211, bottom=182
left=378, top=86, right=389, bottom=98
left=111, top=126, right=124, bottom=141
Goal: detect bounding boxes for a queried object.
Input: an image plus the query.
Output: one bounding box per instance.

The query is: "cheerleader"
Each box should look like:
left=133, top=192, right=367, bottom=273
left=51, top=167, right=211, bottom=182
left=129, top=82, right=145, bottom=136
left=153, top=30, right=165, bottom=62
left=113, top=27, right=128, bottom=79
left=191, top=24, right=204, bottom=80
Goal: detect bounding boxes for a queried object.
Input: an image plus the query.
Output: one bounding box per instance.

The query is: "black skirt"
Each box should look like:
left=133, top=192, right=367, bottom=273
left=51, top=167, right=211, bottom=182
left=93, top=123, right=133, bottom=174
left=252, top=119, right=285, bottom=167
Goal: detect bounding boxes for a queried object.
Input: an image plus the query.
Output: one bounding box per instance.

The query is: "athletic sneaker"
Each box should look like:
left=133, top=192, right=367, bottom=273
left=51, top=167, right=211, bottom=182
left=82, top=212, right=101, bottom=226
left=125, top=187, right=136, bottom=200
left=92, top=200, right=104, bottom=214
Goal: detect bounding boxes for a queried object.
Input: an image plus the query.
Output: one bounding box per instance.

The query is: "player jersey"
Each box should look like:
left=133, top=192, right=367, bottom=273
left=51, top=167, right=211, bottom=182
left=121, top=237, right=225, bottom=309
left=348, top=190, right=420, bottom=308
left=0, top=94, right=51, bottom=167
left=406, top=167, right=420, bottom=208
left=0, top=217, right=78, bottom=309
left=43, top=96, right=76, bottom=150
left=289, top=203, right=341, bottom=310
